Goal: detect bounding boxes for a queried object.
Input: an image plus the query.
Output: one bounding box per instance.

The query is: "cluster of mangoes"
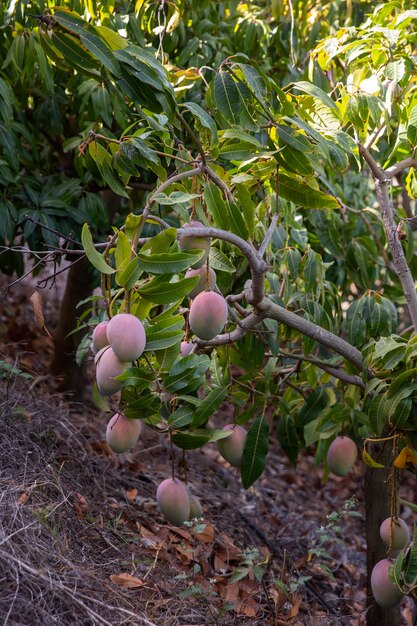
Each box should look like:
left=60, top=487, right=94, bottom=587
left=370, top=517, right=409, bottom=609
left=88, top=222, right=244, bottom=524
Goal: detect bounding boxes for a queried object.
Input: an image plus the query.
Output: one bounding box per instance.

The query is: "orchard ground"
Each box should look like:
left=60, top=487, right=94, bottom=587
left=0, top=274, right=415, bottom=626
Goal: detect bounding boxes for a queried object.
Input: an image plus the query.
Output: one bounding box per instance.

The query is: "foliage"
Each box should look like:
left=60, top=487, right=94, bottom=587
left=2, top=0, right=417, bottom=613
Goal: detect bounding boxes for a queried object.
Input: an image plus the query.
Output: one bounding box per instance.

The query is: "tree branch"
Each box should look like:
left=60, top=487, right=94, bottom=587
left=358, top=142, right=417, bottom=332
left=195, top=311, right=267, bottom=347
left=257, top=298, right=363, bottom=370
left=176, top=225, right=269, bottom=305
left=386, top=158, right=417, bottom=179
left=374, top=179, right=417, bottom=330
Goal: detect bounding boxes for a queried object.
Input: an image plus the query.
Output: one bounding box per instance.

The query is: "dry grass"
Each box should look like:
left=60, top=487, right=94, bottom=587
left=0, top=377, right=164, bottom=626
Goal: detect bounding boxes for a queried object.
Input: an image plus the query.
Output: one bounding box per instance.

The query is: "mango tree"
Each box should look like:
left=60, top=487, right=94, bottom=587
left=3, top=1, right=417, bottom=624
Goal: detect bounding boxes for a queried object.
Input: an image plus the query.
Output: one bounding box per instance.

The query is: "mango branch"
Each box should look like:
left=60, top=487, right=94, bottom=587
left=179, top=224, right=363, bottom=370
left=358, top=143, right=417, bottom=332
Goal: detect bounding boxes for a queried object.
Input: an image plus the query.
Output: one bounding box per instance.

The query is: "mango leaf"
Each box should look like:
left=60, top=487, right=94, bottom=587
left=241, top=415, right=269, bottom=488
left=209, top=247, right=236, bottom=273
left=279, top=174, right=338, bottom=209
left=138, top=275, right=200, bottom=304
left=118, top=257, right=143, bottom=289
left=292, top=81, right=338, bottom=111
left=136, top=250, right=204, bottom=274
left=113, top=367, right=153, bottom=388
left=145, top=329, right=183, bottom=351
left=407, top=106, right=417, bottom=146
left=168, top=405, right=194, bottom=429
left=204, top=182, right=229, bottom=230
left=172, top=430, right=212, bottom=449
left=278, top=414, right=299, bottom=465
left=152, top=192, right=200, bottom=206
left=81, top=223, right=115, bottom=274
left=213, top=71, right=241, bottom=126
left=191, top=386, right=228, bottom=428
left=182, top=101, right=217, bottom=148
left=362, top=449, right=385, bottom=469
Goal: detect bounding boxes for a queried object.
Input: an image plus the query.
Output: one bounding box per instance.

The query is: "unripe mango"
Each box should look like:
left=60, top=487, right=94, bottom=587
left=185, top=266, right=216, bottom=300
left=178, top=221, right=210, bottom=268
left=107, top=313, right=146, bottom=361
left=371, top=559, right=403, bottom=609
left=180, top=341, right=194, bottom=357
left=96, top=347, right=130, bottom=396
left=189, top=496, right=203, bottom=519
left=189, top=291, right=228, bottom=340
left=380, top=517, right=409, bottom=551
left=106, top=413, right=142, bottom=453
left=156, top=478, right=190, bottom=526
left=217, top=424, right=247, bottom=467
left=92, top=321, right=109, bottom=354
left=327, top=436, right=357, bottom=476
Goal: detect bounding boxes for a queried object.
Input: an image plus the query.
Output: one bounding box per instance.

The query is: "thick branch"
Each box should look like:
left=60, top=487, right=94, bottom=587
left=357, top=143, right=385, bottom=180
left=177, top=225, right=268, bottom=305
left=386, top=158, right=417, bottom=179
left=195, top=311, right=266, bottom=347
left=257, top=298, right=363, bottom=370
left=358, top=143, right=417, bottom=332
left=279, top=350, right=365, bottom=389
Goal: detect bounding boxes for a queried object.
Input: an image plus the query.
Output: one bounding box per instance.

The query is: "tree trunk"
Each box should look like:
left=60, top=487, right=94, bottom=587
left=50, top=257, right=93, bottom=397
left=365, top=443, right=400, bottom=626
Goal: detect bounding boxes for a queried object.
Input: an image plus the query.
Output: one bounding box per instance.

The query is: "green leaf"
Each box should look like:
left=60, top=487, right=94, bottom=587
left=213, top=71, right=241, bottom=126
left=168, top=405, right=194, bottom=429
left=278, top=414, right=299, bottom=465
left=136, top=250, right=204, bottom=274
left=145, top=329, right=183, bottom=351
left=118, top=257, right=143, bottom=289
left=407, top=106, right=417, bottom=146
left=182, top=102, right=218, bottom=148
left=292, top=81, right=338, bottom=112
left=209, top=248, right=236, bottom=273
left=51, top=32, right=99, bottom=72
left=297, top=388, right=329, bottom=428
left=229, top=201, right=249, bottom=240
left=80, top=32, right=121, bottom=76
left=138, top=275, right=200, bottom=304
left=204, top=182, right=229, bottom=230
left=192, top=387, right=228, bottom=428
left=279, top=174, right=338, bottom=209
left=81, top=223, right=115, bottom=274
left=113, top=367, right=153, bottom=388
left=152, top=192, right=200, bottom=206
left=172, top=430, right=212, bottom=449
left=241, top=415, right=269, bottom=488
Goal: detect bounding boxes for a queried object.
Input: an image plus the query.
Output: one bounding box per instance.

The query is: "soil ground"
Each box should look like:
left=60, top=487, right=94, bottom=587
left=0, top=272, right=416, bottom=626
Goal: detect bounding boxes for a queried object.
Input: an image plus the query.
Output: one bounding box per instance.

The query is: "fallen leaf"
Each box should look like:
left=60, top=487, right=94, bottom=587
left=17, top=492, right=30, bottom=505
left=125, top=488, right=138, bottom=501
left=74, top=493, right=88, bottom=513
left=110, top=573, right=144, bottom=589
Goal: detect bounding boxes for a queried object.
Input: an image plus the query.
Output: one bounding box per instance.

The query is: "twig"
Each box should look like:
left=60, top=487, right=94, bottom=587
left=259, top=213, right=279, bottom=257
left=24, top=215, right=81, bottom=246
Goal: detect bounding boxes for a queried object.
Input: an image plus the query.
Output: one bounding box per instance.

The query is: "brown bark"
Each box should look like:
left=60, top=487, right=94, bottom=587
left=50, top=258, right=93, bottom=397
left=365, top=444, right=400, bottom=626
